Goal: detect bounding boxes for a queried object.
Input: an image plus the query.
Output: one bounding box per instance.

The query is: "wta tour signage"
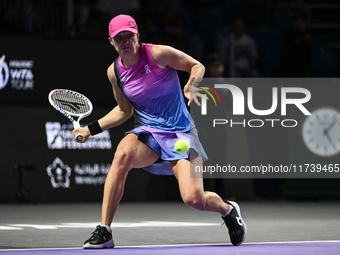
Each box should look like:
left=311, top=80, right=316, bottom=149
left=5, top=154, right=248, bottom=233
left=0, top=55, right=34, bottom=90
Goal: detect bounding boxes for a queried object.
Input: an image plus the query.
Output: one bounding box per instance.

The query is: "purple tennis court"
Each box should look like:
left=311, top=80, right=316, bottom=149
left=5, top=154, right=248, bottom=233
left=1, top=241, right=340, bottom=255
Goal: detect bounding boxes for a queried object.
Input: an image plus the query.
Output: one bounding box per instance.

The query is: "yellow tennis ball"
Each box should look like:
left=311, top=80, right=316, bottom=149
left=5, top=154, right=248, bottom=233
left=175, top=139, right=189, bottom=153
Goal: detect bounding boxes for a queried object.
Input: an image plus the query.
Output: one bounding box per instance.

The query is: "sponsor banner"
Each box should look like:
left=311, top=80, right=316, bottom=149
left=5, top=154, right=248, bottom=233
left=46, top=157, right=110, bottom=188
left=0, top=107, right=119, bottom=203
left=1, top=36, right=115, bottom=108
left=45, top=122, right=112, bottom=150
left=0, top=55, right=34, bottom=91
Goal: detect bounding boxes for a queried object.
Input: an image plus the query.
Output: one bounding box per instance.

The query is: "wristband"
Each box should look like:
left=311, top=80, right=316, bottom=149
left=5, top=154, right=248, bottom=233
left=88, top=120, right=103, bottom=136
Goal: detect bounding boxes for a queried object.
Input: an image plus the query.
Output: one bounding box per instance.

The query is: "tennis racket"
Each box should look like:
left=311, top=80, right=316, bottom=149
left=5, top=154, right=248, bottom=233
left=48, top=89, right=93, bottom=142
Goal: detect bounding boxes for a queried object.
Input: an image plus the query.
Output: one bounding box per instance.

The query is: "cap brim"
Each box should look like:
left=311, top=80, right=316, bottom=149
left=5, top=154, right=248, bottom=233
left=110, top=28, right=138, bottom=38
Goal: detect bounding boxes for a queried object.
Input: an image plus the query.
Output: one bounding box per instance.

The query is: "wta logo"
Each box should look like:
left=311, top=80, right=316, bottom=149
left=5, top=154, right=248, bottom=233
left=0, top=54, right=34, bottom=90
left=0, top=55, right=9, bottom=90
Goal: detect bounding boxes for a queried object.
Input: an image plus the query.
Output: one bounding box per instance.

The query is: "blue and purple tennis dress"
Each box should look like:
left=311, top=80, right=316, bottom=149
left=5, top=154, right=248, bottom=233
left=114, top=43, right=207, bottom=175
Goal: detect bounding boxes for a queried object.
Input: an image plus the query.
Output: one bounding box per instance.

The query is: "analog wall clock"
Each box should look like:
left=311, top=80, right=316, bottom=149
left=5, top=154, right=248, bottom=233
left=302, top=107, right=340, bottom=157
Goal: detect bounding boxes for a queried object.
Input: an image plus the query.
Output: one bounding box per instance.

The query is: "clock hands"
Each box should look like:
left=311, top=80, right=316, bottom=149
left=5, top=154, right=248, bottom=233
left=324, top=130, right=336, bottom=149
left=323, top=115, right=339, bottom=149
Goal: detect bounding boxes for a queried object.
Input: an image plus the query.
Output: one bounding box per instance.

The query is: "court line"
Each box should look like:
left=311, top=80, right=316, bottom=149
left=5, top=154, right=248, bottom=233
left=1, top=221, right=220, bottom=230
left=1, top=240, right=340, bottom=251
left=118, top=240, right=340, bottom=248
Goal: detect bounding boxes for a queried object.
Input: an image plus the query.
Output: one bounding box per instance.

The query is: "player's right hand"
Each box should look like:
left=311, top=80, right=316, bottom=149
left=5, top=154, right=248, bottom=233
left=73, top=126, right=91, bottom=143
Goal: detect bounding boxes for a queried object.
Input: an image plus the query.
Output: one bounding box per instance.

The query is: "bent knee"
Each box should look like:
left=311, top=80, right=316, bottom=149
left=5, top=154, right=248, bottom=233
left=182, top=193, right=206, bottom=210
left=113, top=147, right=135, bottom=170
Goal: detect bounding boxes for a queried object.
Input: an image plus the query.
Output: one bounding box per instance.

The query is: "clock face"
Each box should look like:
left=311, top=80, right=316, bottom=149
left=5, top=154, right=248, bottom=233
left=302, top=107, right=340, bottom=157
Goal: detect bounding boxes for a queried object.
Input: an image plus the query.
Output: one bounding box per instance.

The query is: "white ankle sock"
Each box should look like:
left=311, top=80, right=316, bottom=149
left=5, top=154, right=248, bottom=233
left=101, top=225, right=112, bottom=233
left=223, top=205, right=233, bottom=217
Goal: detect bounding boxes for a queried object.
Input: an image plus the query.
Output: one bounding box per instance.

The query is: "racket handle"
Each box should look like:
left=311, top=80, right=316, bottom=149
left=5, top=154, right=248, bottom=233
left=73, top=122, right=83, bottom=142
left=76, top=133, right=83, bottom=142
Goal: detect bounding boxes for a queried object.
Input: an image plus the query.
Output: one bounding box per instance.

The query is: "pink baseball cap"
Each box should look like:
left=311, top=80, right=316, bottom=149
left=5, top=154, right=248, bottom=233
left=108, top=15, right=138, bottom=38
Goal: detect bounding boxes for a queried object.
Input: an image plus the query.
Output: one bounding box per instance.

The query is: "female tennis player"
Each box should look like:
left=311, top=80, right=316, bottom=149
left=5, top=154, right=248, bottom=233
left=73, top=14, right=246, bottom=249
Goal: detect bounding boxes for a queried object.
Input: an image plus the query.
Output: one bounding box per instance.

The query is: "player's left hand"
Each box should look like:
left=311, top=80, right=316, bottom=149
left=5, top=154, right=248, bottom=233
left=184, top=77, right=208, bottom=107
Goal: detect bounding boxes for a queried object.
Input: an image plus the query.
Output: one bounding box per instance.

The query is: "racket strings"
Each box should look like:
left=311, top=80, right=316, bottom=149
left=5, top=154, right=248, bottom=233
left=52, top=92, right=91, bottom=114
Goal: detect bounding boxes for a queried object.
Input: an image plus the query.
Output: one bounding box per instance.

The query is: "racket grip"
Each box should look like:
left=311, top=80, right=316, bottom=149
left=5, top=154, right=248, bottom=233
left=76, top=133, right=83, bottom=142
left=73, top=122, right=83, bottom=141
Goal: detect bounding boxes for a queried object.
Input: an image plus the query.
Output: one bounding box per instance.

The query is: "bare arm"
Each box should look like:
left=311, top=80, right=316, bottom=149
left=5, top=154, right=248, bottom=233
left=151, top=45, right=206, bottom=106
left=73, top=63, right=133, bottom=142
left=98, top=64, right=133, bottom=130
